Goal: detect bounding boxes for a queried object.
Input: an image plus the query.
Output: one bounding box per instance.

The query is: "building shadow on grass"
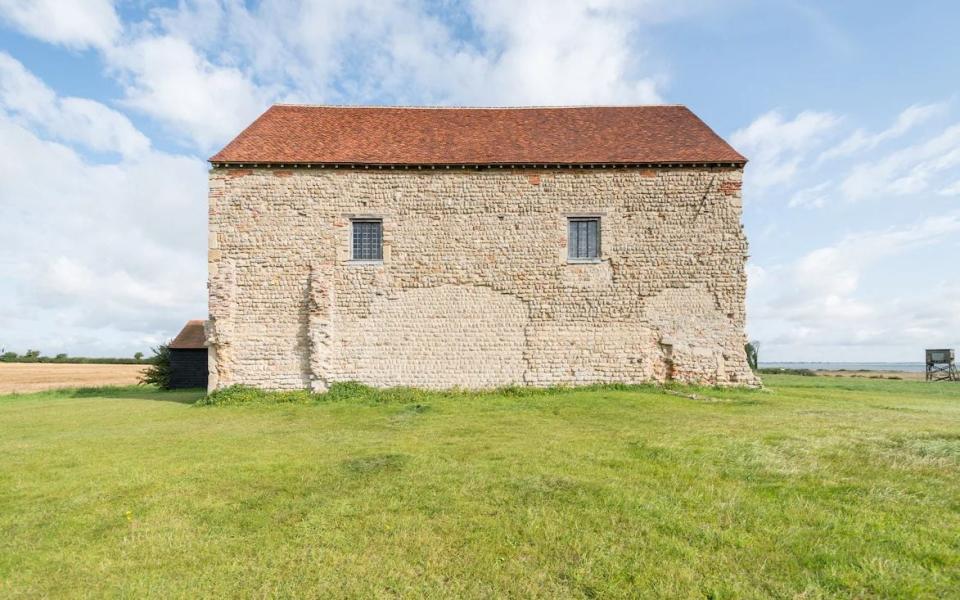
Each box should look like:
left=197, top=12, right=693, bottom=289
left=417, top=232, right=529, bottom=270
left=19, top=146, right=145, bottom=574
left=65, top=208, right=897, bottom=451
left=67, top=386, right=206, bottom=405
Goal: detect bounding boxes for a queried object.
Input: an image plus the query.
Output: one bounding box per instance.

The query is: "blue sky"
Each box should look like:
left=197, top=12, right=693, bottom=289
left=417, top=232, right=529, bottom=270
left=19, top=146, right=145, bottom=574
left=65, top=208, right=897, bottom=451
left=0, top=0, right=958, bottom=361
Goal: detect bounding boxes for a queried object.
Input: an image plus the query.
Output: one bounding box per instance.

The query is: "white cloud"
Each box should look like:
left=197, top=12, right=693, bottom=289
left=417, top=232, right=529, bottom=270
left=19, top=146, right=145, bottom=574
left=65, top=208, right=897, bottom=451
left=745, top=263, right=767, bottom=291
left=52, top=97, right=152, bottom=157
left=739, top=100, right=960, bottom=359
left=787, top=181, right=832, bottom=209
left=93, top=0, right=679, bottom=151
left=731, top=110, right=841, bottom=189
left=748, top=212, right=960, bottom=360
left=782, top=213, right=960, bottom=310
left=0, top=107, right=207, bottom=356
left=734, top=100, right=958, bottom=212
left=2, top=0, right=688, bottom=152
left=0, top=0, right=120, bottom=49
left=0, top=50, right=54, bottom=113
left=209, top=0, right=669, bottom=105
left=0, top=52, right=149, bottom=157
left=940, top=179, right=960, bottom=196
left=841, top=123, right=960, bottom=200
left=445, top=0, right=665, bottom=104
left=822, top=101, right=947, bottom=160
left=105, top=35, right=272, bottom=151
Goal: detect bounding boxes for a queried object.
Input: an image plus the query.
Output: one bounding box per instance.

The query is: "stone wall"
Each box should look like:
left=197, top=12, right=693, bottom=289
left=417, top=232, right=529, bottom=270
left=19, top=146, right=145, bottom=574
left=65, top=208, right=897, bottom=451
left=207, top=167, right=758, bottom=391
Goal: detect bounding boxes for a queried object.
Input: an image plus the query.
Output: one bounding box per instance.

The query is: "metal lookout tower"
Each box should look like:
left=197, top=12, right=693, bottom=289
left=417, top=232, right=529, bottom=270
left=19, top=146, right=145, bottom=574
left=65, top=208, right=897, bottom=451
left=925, top=349, right=958, bottom=381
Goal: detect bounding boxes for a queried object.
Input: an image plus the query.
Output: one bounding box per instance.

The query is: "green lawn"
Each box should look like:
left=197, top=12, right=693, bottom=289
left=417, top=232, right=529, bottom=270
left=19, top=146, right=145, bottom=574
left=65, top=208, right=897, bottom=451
left=1, top=376, right=958, bottom=598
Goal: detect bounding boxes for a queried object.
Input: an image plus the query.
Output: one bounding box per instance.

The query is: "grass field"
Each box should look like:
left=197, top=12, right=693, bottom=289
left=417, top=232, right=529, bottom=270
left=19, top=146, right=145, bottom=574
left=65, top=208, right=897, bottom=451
left=0, top=363, right=147, bottom=393
left=1, top=376, right=958, bottom=598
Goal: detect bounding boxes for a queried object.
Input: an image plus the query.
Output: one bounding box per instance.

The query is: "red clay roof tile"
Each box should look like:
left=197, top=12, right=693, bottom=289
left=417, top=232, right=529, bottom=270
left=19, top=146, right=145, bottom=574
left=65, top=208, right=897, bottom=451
left=169, top=320, right=206, bottom=349
left=210, top=105, right=745, bottom=166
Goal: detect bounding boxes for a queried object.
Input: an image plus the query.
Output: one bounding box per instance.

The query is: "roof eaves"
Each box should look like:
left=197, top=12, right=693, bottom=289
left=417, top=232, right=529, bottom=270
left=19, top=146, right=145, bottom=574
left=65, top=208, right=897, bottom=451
left=209, top=160, right=747, bottom=168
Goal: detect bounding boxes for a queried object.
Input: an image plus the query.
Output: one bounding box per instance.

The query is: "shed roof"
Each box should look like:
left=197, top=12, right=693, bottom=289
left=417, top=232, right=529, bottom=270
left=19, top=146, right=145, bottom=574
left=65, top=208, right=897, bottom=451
left=210, top=105, right=746, bottom=166
left=169, top=320, right=206, bottom=350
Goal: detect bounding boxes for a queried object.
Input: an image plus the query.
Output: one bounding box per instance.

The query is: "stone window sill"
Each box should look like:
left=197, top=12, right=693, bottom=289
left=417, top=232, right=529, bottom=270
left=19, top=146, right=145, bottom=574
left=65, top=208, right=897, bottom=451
left=346, top=259, right=384, bottom=266
left=567, top=258, right=603, bottom=265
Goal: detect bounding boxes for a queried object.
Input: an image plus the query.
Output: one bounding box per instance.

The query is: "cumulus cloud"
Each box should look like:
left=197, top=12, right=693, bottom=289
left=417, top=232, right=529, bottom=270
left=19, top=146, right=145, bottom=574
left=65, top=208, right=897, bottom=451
left=95, top=0, right=677, bottom=150
left=785, top=214, right=960, bottom=304
left=748, top=212, right=960, bottom=360
left=0, top=52, right=149, bottom=157
left=0, top=64, right=207, bottom=356
left=737, top=100, right=960, bottom=360
left=0, top=0, right=120, bottom=49
left=735, top=101, right=958, bottom=208
left=731, top=110, right=841, bottom=189
left=787, top=181, right=832, bottom=209
left=439, top=0, right=665, bottom=105
left=841, top=123, right=960, bottom=200
left=821, top=101, right=948, bottom=160
left=105, top=35, right=272, bottom=150
left=940, top=179, right=960, bottom=196
left=4, top=0, right=688, bottom=153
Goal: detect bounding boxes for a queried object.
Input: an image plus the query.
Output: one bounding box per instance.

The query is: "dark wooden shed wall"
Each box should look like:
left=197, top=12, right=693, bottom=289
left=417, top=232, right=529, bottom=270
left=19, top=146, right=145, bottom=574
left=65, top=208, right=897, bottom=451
left=169, top=349, right=208, bottom=389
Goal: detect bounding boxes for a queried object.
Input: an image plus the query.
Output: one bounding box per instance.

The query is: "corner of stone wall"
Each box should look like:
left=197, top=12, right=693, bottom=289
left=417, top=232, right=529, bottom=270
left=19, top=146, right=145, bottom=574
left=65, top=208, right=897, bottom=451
left=643, top=283, right=758, bottom=387
left=203, top=320, right=218, bottom=392
left=306, top=264, right=335, bottom=392
left=207, top=258, right=235, bottom=391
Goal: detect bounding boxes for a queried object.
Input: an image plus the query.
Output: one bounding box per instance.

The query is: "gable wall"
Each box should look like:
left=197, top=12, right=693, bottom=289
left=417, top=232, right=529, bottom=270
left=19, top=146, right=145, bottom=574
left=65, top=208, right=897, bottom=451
left=207, top=167, right=758, bottom=390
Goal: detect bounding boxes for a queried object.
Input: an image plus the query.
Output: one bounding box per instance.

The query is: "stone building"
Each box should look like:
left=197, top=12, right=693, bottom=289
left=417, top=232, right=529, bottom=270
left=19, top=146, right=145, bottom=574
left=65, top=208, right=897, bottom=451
left=207, top=105, right=758, bottom=391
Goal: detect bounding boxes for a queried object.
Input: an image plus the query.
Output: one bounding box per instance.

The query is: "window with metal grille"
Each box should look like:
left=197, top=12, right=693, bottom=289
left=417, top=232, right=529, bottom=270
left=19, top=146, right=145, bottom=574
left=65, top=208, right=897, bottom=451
left=568, top=217, right=600, bottom=260
left=351, top=219, right=383, bottom=260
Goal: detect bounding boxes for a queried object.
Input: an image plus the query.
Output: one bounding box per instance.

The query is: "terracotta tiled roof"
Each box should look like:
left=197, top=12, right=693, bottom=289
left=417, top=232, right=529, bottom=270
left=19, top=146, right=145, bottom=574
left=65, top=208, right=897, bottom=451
left=210, top=105, right=746, bottom=166
left=169, top=320, right=207, bottom=350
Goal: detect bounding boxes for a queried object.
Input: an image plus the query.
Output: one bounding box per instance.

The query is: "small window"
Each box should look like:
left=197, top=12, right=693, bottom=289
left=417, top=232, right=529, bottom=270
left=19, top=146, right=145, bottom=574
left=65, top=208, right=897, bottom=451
left=568, top=217, right=600, bottom=260
left=351, top=219, right=383, bottom=261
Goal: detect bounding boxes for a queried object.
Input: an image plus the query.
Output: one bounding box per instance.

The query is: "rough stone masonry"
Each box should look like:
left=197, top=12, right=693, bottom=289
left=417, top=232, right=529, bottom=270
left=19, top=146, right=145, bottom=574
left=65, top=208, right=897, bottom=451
left=206, top=106, right=759, bottom=391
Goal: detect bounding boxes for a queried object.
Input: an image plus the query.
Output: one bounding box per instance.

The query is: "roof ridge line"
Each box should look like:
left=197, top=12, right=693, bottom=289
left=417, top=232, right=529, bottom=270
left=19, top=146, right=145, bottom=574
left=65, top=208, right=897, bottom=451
left=269, top=103, right=689, bottom=110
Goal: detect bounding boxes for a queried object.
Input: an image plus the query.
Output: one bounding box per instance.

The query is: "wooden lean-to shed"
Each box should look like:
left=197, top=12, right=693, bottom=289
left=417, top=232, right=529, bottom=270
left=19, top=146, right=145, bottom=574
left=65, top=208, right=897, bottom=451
left=168, top=320, right=208, bottom=389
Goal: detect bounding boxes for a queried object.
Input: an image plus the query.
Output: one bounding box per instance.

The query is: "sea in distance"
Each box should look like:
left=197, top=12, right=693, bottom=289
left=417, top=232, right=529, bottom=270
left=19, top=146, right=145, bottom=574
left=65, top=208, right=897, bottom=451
left=759, top=362, right=926, bottom=373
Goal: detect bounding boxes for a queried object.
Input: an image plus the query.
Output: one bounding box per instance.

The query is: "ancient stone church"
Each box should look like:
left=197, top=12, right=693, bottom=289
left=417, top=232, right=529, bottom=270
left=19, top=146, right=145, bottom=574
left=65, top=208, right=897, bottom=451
left=206, top=105, right=758, bottom=391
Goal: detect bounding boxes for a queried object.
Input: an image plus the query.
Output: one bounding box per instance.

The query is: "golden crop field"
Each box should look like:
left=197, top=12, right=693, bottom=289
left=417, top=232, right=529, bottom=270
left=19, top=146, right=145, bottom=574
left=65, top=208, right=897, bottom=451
left=0, top=363, right=148, bottom=393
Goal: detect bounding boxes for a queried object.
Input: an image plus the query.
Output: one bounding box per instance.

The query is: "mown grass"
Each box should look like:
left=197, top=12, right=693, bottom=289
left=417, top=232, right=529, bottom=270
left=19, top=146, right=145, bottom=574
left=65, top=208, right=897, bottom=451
left=0, top=376, right=958, bottom=598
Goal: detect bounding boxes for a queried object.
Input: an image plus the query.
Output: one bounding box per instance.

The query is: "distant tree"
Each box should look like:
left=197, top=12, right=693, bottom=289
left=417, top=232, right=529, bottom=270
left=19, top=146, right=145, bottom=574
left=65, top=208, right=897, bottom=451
left=55, top=353, right=68, bottom=361
left=1, top=351, right=17, bottom=362
left=745, top=341, right=760, bottom=371
left=139, top=343, right=172, bottom=389
left=23, top=349, right=41, bottom=361
left=134, top=352, right=144, bottom=361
